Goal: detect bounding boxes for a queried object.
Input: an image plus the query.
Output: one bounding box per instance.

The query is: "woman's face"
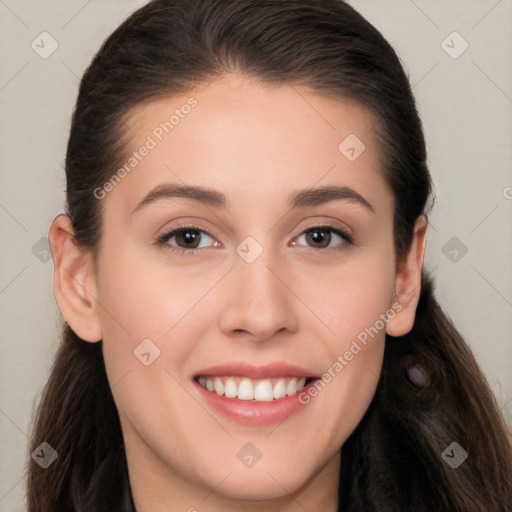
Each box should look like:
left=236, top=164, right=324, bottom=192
left=92, top=73, right=398, bottom=505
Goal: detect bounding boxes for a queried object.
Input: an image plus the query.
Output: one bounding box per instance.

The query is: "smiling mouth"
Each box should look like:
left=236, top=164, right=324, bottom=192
left=195, top=376, right=316, bottom=402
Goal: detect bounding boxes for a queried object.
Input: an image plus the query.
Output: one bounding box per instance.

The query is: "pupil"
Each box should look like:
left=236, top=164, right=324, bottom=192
left=178, top=229, right=199, bottom=248
left=308, top=228, right=330, bottom=248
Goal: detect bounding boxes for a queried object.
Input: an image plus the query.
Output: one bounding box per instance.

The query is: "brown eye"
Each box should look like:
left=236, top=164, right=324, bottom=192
left=296, top=226, right=353, bottom=249
left=159, top=227, right=216, bottom=250
left=174, top=228, right=201, bottom=248
left=306, top=227, right=331, bottom=248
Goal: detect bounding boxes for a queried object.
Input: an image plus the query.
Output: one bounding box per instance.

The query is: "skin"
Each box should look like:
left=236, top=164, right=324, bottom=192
left=49, top=72, right=427, bottom=512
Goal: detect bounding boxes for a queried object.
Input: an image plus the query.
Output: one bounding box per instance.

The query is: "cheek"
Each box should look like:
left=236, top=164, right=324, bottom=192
left=293, top=249, right=393, bottom=440
left=295, top=243, right=395, bottom=348
left=94, top=242, right=230, bottom=395
left=94, top=247, right=220, bottom=468
left=95, top=241, right=215, bottom=342
left=92, top=248, right=181, bottom=389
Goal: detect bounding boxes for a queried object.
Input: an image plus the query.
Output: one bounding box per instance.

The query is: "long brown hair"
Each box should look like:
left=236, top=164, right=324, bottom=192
left=27, top=1, right=512, bottom=510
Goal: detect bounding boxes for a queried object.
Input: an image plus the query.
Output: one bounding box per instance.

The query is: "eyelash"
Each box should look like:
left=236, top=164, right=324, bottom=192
left=155, top=223, right=354, bottom=255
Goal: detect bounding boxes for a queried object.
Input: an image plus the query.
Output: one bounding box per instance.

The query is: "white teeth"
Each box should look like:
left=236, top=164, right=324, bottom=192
left=224, top=377, right=238, bottom=398
left=237, top=378, right=254, bottom=400
left=286, top=377, right=298, bottom=396
left=254, top=379, right=274, bottom=402
left=213, top=377, right=224, bottom=396
left=198, top=375, right=311, bottom=401
left=273, top=378, right=287, bottom=399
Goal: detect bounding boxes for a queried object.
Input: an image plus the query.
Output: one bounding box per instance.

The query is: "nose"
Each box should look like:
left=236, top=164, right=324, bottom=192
left=217, top=246, right=299, bottom=343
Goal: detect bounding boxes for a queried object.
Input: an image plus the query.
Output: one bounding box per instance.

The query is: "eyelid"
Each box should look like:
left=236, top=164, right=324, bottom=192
left=289, top=214, right=353, bottom=239
left=156, top=221, right=354, bottom=254
left=291, top=222, right=354, bottom=248
left=155, top=222, right=220, bottom=252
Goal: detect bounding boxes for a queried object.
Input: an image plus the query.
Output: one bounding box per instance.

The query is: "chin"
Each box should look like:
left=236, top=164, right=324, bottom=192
left=207, top=476, right=299, bottom=501
left=194, top=460, right=316, bottom=501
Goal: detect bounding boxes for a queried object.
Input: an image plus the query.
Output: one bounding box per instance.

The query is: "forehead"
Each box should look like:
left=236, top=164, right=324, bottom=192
left=106, top=72, right=392, bottom=218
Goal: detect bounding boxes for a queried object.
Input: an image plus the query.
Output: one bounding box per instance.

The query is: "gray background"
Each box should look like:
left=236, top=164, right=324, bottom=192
left=1, top=1, right=511, bottom=510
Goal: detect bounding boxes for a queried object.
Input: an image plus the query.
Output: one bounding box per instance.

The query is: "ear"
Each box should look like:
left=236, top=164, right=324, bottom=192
left=386, top=215, right=427, bottom=337
left=48, top=214, right=102, bottom=342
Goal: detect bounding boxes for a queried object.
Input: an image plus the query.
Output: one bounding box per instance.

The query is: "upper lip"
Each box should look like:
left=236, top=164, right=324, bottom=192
left=194, top=362, right=320, bottom=380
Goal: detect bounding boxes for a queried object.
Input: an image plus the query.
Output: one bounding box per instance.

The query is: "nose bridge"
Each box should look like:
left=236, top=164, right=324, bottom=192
left=217, top=238, right=298, bottom=340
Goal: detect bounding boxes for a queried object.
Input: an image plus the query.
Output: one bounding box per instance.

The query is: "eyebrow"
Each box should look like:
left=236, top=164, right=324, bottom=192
left=132, top=183, right=228, bottom=214
left=131, top=183, right=375, bottom=215
left=289, top=185, right=375, bottom=213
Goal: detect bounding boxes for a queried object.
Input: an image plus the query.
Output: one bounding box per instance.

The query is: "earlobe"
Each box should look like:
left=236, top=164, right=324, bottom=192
left=49, top=214, right=102, bottom=342
left=386, top=215, right=427, bottom=337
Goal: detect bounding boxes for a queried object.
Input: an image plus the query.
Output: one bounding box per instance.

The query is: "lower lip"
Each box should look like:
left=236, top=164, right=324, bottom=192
left=193, top=380, right=316, bottom=427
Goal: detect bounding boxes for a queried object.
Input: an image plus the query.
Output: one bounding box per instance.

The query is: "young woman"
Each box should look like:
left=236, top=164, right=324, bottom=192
left=27, top=0, right=512, bottom=511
